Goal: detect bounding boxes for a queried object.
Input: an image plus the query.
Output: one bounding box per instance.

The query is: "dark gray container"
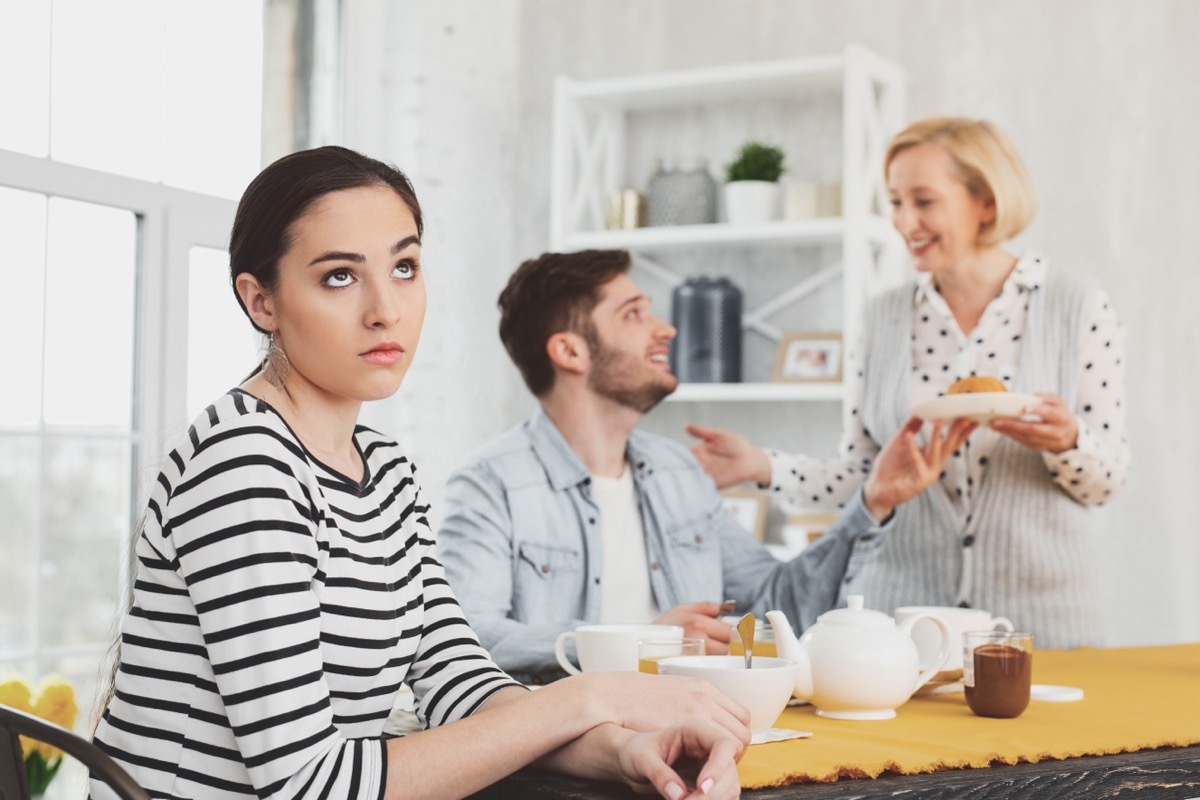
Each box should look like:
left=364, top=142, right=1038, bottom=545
left=670, top=276, right=742, bottom=383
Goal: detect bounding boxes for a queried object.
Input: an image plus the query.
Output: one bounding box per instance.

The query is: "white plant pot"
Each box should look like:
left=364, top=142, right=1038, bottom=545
left=723, top=180, right=780, bottom=224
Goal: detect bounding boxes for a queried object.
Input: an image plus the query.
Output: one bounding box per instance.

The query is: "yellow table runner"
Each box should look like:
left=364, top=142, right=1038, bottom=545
left=738, top=642, right=1200, bottom=788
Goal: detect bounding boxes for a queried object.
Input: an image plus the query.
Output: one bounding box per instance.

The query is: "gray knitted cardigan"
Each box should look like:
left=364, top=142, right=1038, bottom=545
left=850, top=270, right=1104, bottom=648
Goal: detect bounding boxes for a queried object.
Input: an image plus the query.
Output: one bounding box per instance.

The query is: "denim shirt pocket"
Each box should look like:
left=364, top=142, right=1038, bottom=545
left=661, top=512, right=723, bottom=602
left=514, top=541, right=583, bottom=620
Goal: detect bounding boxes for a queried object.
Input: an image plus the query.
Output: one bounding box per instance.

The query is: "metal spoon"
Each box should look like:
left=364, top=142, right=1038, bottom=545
left=736, top=612, right=756, bottom=670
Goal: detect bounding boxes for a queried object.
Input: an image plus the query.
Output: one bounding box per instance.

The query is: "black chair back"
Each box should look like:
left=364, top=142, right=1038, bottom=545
left=0, top=705, right=149, bottom=800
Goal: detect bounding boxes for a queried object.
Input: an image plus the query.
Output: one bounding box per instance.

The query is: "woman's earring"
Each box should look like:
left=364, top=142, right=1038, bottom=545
left=264, top=331, right=291, bottom=390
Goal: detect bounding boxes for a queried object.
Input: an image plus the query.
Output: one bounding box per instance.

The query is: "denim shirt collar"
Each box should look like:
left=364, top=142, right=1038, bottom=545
left=528, top=407, right=594, bottom=491
left=528, top=406, right=657, bottom=490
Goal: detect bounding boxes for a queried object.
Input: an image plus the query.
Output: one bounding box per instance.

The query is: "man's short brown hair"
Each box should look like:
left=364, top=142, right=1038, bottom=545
left=498, top=249, right=632, bottom=397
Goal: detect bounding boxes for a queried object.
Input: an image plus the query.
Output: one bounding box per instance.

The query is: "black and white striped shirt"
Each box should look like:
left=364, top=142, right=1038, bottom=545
left=93, top=390, right=517, bottom=799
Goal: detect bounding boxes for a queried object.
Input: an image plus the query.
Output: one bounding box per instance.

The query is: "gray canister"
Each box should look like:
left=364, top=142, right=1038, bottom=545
left=646, top=158, right=718, bottom=226
left=670, top=276, right=743, bottom=383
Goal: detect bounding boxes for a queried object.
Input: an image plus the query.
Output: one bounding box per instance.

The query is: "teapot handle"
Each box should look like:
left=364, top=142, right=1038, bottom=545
left=899, top=612, right=953, bottom=690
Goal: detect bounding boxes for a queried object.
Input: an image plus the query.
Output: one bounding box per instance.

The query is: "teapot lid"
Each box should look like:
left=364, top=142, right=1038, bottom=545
left=815, top=595, right=894, bottom=628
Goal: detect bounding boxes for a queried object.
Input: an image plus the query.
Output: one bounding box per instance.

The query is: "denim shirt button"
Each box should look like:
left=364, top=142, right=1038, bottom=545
left=694, top=534, right=703, bottom=544
left=651, top=562, right=660, bottom=571
left=541, top=564, right=550, bottom=574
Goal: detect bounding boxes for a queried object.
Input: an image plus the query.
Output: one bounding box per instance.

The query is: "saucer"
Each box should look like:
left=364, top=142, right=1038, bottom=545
left=912, top=679, right=964, bottom=697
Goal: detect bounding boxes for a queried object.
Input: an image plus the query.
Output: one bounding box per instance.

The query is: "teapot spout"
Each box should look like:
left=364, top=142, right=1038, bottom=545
left=765, top=609, right=813, bottom=700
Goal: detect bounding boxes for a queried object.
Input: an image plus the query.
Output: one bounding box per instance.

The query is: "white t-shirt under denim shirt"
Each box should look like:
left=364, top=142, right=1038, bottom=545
left=593, top=466, right=661, bottom=623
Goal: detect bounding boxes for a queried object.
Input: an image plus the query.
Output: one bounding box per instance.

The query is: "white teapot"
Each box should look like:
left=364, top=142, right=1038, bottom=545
left=766, top=596, right=952, bottom=720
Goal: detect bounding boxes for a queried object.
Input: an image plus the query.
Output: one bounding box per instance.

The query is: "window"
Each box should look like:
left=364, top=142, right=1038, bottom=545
left=0, top=1, right=264, bottom=754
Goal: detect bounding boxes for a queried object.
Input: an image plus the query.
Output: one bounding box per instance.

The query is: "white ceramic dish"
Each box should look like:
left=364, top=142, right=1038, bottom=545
left=911, top=392, right=1041, bottom=424
left=657, top=655, right=796, bottom=734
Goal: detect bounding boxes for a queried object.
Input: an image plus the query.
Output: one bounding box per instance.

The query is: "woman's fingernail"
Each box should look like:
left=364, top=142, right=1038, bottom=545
left=666, top=782, right=684, bottom=800
left=700, top=777, right=715, bottom=794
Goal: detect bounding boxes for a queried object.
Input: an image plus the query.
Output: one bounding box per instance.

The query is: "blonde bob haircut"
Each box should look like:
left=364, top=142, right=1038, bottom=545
left=884, top=117, right=1037, bottom=247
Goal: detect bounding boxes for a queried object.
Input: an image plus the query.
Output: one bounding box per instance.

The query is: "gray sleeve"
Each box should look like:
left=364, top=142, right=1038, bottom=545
left=719, top=487, right=892, bottom=632
left=437, top=464, right=584, bottom=680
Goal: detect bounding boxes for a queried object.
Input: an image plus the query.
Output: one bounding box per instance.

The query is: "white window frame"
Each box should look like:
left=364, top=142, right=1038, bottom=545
left=0, top=147, right=237, bottom=673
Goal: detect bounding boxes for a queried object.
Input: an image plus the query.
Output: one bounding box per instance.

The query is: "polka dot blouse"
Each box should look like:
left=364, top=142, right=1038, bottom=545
left=765, top=253, right=1130, bottom=513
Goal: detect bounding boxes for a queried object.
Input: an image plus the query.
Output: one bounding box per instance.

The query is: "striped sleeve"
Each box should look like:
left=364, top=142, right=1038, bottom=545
left=168, top=418, right=385, bottom=800
left=379, top=455, right=523, bottom=726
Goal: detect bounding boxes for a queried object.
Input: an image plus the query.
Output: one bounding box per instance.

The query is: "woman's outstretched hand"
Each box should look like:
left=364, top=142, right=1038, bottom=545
left=685, top=423, right=771, bottom=489
left=863, top=416, right=977, bottom=521
left=988, top=392, right=1079, bottom=453
left=617, top=719, right=744, bottom=799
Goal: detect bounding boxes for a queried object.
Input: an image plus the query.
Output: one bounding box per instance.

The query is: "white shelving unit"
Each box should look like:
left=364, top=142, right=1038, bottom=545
left=549, top=45, right=908, bottom=406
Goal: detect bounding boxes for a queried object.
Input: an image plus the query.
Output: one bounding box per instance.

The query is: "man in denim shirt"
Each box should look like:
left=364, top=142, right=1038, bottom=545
left=439, top=250, right=974, bottom=681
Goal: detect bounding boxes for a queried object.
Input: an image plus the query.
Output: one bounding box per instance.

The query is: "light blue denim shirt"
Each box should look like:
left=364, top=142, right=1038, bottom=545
left=438, top=408, right=891, bottom=681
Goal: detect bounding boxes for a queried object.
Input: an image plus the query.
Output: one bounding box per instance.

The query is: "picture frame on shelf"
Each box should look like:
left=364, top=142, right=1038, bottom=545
left=720, top=487, right=768, bottom=541
left=772, top=331, right=842, bottom=383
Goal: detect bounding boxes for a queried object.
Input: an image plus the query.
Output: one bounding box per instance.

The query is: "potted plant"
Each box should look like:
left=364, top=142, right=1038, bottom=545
left=723, top=141, right=786, bottom=224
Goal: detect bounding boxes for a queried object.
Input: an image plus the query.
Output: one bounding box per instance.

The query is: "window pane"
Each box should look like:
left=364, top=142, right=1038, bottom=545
left=40, top=438, right=129, bottom=650
left=50, top=0, right=164, bottom=181
left=0, top=187, right=47, bottom=428
left=0, top=437, right=38, bottom=657
left=0, top=3, right=51, bottom=156
left=187, top=246, right=263, bottom=418
left=163, top=1, right=264, bottom=199
left=43, top=198, right=137, bottom=428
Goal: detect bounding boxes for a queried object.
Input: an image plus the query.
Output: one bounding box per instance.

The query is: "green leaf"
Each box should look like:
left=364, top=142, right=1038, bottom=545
left=724, top=141, right=786, bottom=183
left=26, top=751, right=63, bottom=795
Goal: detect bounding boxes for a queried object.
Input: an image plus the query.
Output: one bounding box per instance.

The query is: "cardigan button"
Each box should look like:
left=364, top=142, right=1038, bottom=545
left=962, top=534, right=976, bottom=548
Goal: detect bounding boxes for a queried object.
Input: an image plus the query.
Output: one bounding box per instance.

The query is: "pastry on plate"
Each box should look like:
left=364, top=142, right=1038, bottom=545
left=947, top=376, right=1007, bottom=394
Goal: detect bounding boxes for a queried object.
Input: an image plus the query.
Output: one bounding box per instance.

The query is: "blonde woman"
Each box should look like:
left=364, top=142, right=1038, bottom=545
left=689, top=117, right=1130, bottom=648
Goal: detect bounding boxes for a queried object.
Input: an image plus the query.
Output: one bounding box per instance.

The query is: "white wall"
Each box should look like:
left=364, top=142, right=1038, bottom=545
left=342, top=0, right=1200, bottom=646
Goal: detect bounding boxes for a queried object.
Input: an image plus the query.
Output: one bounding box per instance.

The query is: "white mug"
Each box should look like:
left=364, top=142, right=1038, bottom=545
left=894, top=606, right=1014, bottom=675
left=554, top=624, right=683, bottom=674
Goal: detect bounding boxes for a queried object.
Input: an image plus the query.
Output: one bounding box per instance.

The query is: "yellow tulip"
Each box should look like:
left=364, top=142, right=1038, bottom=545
left=0, top=677, right=33, bottom=713
left=0, top=677, right=38, bottom=759
left=33, top=679, right=78, bottom=730
left=31, top=678, right=78, bottom=762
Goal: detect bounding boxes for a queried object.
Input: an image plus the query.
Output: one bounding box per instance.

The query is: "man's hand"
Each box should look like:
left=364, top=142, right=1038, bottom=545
left=863, top=416, right=977, bottom=521
left=656, top=602, right=734, bottom=654
left=685, top=423, right=771, bottom=489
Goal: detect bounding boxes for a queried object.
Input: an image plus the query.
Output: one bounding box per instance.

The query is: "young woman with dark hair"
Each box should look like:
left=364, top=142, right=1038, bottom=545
left=91, top=146, right=748, bottom=800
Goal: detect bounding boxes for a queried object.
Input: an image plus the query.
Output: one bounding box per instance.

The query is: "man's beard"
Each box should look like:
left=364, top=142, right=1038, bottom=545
left=585, top=329, right=677, bottom=414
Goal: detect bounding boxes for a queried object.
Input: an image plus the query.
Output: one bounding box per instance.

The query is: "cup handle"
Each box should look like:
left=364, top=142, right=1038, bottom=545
left=901, top=612, right=953, bottom=690
left=992, top=617, right=1014, bottom=632
left=554, top=631, right=582, bottom=675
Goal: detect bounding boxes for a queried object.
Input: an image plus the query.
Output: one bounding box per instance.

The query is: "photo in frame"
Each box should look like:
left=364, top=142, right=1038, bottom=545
left=720, top=488, right=768, bottom=541
left=772, top=331, right=843, bottom=382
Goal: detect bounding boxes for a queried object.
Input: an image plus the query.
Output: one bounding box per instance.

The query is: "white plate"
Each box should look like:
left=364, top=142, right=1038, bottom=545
left=911, top=392, right=1041, bottom=424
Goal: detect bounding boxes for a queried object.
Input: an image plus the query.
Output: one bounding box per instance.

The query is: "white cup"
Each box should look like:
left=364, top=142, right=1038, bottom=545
left=554, top=624, right=684, bottom=674
left=658, top=655, right=796, bottom=735
left=894, top=606, right=1014, bottom=675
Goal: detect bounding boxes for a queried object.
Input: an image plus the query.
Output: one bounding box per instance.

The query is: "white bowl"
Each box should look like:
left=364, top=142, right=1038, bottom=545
left=658, top=655, right=796, bottom=734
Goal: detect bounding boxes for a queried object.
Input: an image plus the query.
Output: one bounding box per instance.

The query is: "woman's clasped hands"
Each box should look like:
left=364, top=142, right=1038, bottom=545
left=573, top=671, right=750, bottom=798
